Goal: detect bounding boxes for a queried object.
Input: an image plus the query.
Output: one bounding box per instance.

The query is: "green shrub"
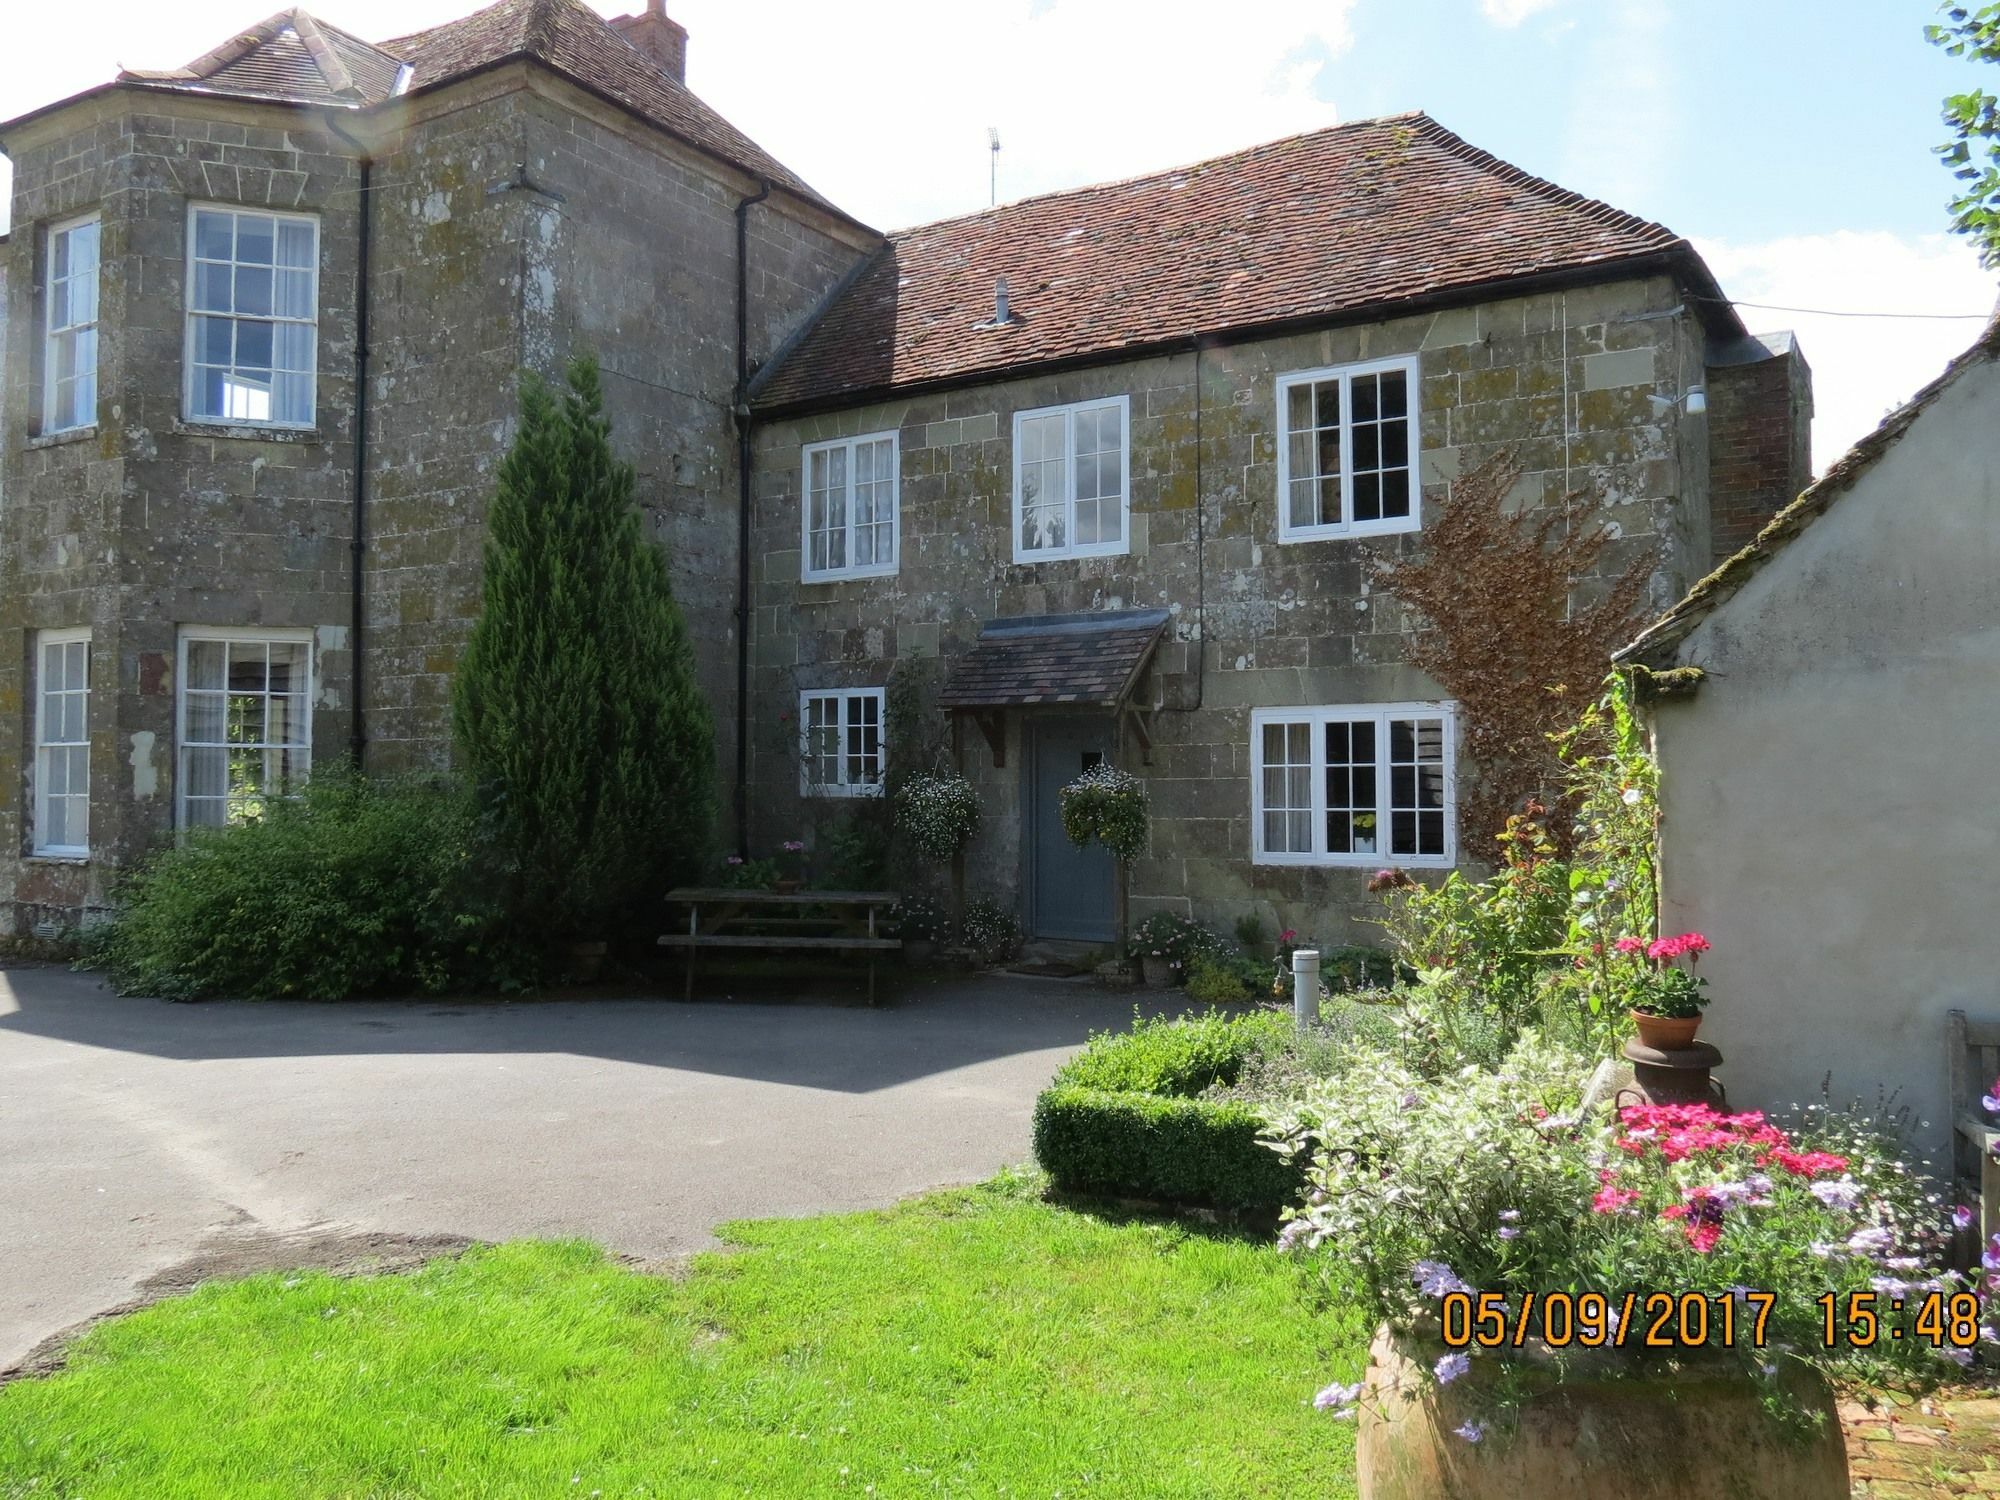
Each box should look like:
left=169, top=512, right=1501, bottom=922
left=960, top=897, right=1022, bottom=964
left=89, top=773, right=531, bottom=1001
left=1035, top=1010, right=1303, bottom=1212
left=1032, top=1086, right=1304, bottom=1211
left=1052, top=1009, right=1291, bottom=1096
left=1184, top=957, right=1252, bottom=1003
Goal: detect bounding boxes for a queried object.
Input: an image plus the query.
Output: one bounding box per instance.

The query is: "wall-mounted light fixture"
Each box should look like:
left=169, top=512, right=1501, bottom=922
left=1649, top=383, right=1707, bottom=418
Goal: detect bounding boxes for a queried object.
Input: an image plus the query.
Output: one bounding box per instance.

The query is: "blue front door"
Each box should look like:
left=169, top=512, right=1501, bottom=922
left=1027, top=718, right=1116, bottom=942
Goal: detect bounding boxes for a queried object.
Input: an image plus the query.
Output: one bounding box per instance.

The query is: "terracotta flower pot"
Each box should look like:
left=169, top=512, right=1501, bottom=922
left=1357, top=1324, right=1847, bottom=1500
left=1140, top=954, right=1177, bottom=988
left=1632, top=1011, right=1701, bottom=1050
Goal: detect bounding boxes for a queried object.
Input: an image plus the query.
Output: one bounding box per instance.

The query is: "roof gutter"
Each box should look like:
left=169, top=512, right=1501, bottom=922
left=751, top=245, right=1744, bottom=421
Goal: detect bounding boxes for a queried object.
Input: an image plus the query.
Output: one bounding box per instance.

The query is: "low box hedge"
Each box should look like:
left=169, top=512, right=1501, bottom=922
left=1031, top=1010, right=1305, bottom=1213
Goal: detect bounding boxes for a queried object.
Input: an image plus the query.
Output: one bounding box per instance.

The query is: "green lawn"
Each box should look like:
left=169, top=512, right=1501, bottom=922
left=0, top=1175, right=1361, bottom=1498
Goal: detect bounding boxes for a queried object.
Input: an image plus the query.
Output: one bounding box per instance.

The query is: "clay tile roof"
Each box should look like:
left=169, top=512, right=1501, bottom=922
left=1617, top=311, right=2000, bottom=668
left=753, top=112, right=1708, bottom=412
left=939, top=609, right=1170, bottom=709
left=119, top=8, right=405, bottom=106
left=379, top=0, right=841, bottom=216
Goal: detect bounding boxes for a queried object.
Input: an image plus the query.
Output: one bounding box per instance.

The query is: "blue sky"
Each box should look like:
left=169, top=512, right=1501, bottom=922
left=4, top=0, right=1995, bottom=465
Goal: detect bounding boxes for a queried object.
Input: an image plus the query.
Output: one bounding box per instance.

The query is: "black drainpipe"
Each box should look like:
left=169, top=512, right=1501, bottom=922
left=732, top=178, right=771, bottom=856
left=328, top=117, right=373, bottom=763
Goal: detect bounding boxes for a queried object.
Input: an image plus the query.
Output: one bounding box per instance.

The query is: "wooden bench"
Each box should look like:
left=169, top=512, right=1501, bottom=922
left=660, top=888, right=902, bottom=1005
left=1947, top=1009, right=2000, bottom=1263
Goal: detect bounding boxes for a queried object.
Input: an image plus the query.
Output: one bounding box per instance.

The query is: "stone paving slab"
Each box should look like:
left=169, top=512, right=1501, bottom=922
left=1845, top=1388, right=2000, bottom=1498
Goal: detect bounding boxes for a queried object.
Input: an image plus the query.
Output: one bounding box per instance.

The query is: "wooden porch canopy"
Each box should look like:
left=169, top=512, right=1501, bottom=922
left=938, top=607, right=1170, bottom=766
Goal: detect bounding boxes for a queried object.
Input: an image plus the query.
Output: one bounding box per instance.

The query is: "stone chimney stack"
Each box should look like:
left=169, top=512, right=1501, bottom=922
left=609, top=0, right=687, bottom=82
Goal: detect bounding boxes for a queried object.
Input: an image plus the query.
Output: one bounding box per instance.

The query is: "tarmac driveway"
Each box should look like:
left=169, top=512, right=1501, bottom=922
left=0, top=962, right=1141, bottom=1372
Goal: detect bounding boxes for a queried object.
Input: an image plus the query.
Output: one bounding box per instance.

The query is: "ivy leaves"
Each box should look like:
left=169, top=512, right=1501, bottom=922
left=1929, top=4, right=2000, bottom=267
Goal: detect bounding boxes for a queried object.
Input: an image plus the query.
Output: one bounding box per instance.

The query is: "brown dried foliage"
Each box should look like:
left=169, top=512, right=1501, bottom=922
left=1367, top=452, right=1652, bottom=855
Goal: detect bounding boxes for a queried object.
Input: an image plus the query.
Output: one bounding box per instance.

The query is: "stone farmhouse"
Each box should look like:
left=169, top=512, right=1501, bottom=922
left=0, top=0, right=1810, bottom=944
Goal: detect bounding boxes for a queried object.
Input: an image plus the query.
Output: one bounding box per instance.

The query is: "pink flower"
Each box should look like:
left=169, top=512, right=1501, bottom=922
left=1614, top=937, right=1646, bottom=954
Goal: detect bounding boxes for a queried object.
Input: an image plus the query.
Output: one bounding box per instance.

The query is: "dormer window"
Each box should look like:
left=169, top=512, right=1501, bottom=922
left=185, top=206, right=319, bottom=427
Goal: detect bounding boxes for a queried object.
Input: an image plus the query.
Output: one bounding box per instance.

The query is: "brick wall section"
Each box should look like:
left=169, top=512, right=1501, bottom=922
left=748, top=275, right=1717, bottom=944
left=0, top=70, right=872, bottom=929
left=1706, top=342, right=1813, bottom=563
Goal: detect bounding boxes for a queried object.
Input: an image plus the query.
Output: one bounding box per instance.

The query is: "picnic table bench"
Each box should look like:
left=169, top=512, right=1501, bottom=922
left=659, top=887, right=901, bottom=1005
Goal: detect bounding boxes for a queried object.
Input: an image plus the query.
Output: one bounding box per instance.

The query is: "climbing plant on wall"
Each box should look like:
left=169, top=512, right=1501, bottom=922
left=1365, top=452, right=1652, bottom=855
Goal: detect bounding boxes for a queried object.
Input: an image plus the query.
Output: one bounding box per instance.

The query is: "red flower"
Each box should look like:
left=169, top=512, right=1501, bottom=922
left=1769, top=1148, right=1849, bottom=1179
left=1614, top=937, right=1646, bottom=954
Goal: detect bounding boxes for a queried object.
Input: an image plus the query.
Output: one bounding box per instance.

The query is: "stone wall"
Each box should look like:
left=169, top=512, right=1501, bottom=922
left=748, top=274, right=1719, bottom=945
left=0, top=68, right=872, bottom=929
left=0, top=93, right=365, bottom=925
left=361, top=71, right=869, bottom=776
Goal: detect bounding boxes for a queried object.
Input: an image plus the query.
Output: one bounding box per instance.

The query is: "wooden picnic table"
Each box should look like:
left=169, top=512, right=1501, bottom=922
left=658, top=887, right=902, bottom=1005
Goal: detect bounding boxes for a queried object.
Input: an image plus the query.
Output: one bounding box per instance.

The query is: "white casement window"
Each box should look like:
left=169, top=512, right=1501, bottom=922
left=1275, top=355, right=1420, bottom=541
left=33, top=629, right=91, bottom=857
left=1250, top=702, right=1455, bottom=867
left=1012, top=394, right=1129, bottom=562
left=176, top=629, right=313, bottom=829
left=801, top=432, right=899, bottom=581
left=44, top=215, right=101, bottom=433
left=185, top=205, right=319, bottom=427
left=798, top=688, right=885, bottom=797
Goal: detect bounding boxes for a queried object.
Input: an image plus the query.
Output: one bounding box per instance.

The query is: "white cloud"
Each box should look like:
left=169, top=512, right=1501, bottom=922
left=1695, top=230, right=1997, bottom=474
left=679, top=0, right=1356, bottom=230
left=1480, top=0, right=1563, bottom=26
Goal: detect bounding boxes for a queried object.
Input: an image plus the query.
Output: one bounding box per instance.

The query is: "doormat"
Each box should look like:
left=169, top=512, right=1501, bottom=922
left=1005, top=960, right=1093, bottom=978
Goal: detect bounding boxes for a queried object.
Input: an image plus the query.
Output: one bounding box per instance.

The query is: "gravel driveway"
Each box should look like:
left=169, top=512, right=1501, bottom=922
left=0, top=961, right=1134, bottom=1372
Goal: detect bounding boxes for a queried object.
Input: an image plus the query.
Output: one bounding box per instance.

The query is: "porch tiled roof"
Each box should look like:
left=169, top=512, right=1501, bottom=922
left=939, top=609, right=1169, bottom=709
left=753, top=112, right=1712, bottom=411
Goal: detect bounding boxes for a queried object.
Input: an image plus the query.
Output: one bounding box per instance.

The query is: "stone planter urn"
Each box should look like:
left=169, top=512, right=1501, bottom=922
left=1357, top=1324, right=1847, bottom=1500
left=1140, top=954, right=1177, bottom=988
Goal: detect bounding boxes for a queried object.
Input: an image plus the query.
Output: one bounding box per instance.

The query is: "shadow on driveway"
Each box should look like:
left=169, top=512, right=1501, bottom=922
left=0, top=963, right=1193, bottom=1095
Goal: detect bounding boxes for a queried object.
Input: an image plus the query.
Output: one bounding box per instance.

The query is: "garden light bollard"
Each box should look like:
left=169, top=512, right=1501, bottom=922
left=1292, top=948, right=1320, bottom=1028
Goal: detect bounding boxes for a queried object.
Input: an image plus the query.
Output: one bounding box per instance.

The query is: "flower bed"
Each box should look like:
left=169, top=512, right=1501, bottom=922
left=1270, top=1038, right=1977, bottom=1449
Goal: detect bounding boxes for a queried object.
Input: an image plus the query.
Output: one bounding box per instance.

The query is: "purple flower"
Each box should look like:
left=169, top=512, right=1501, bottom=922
left=725, top=855, right=744, bottom=866
left=1412, top=1260, right=1471, bottom=1298
left=1809, top=1241, right=1841, bottom=1259
left=1810, top=1178, right=1864, bottom=1212
left=1454, top=1420, right=1487, bottom=1444
left=1498, top=1209, right=1521, bottom=1223
left=1276, top=1220, right=1313, bottom=1253
left=1934, top=1345, right=1975, bottom=1368
left=1728, top=1284, right=1757, bottom=1304
left=1314, top=1380, right=1363, bottom=1414
left=1497, top=1227, right=1521, bottom=1241
left=1398, top=1091, right=1423, bottom=1113
left=1983, top=1092, right=2000, bottom=1114
left=1846, top=1226, right=1895, bottom=1257
left=782, top=840, right=806, bottom=853
left=1871, top=1276, right=1913, bottom=1299
left=1434, top=1353, right=1471, bottom=1385
left=1954, top=1205, right=1976, bottom=1231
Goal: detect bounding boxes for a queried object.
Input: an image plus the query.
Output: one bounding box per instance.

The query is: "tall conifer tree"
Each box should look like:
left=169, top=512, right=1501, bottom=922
left=453, top=355, right=716, bottom=937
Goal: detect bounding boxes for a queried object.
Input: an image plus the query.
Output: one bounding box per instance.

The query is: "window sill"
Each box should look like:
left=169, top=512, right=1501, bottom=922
left=25, top=426, right=99, bottom=451
left=801, top=566, right=900, bottom=586
left=1277, top=521, right=1422, bottom=545
left=800, top=787, right=886, bottom=800
left=172, top=419, right=321, bottom=444
left=25, top=853, right=90, bottom=867
left=1253, top=854, right=1454, bottom=870
left=1009, top=547, right=1132, bottom=567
